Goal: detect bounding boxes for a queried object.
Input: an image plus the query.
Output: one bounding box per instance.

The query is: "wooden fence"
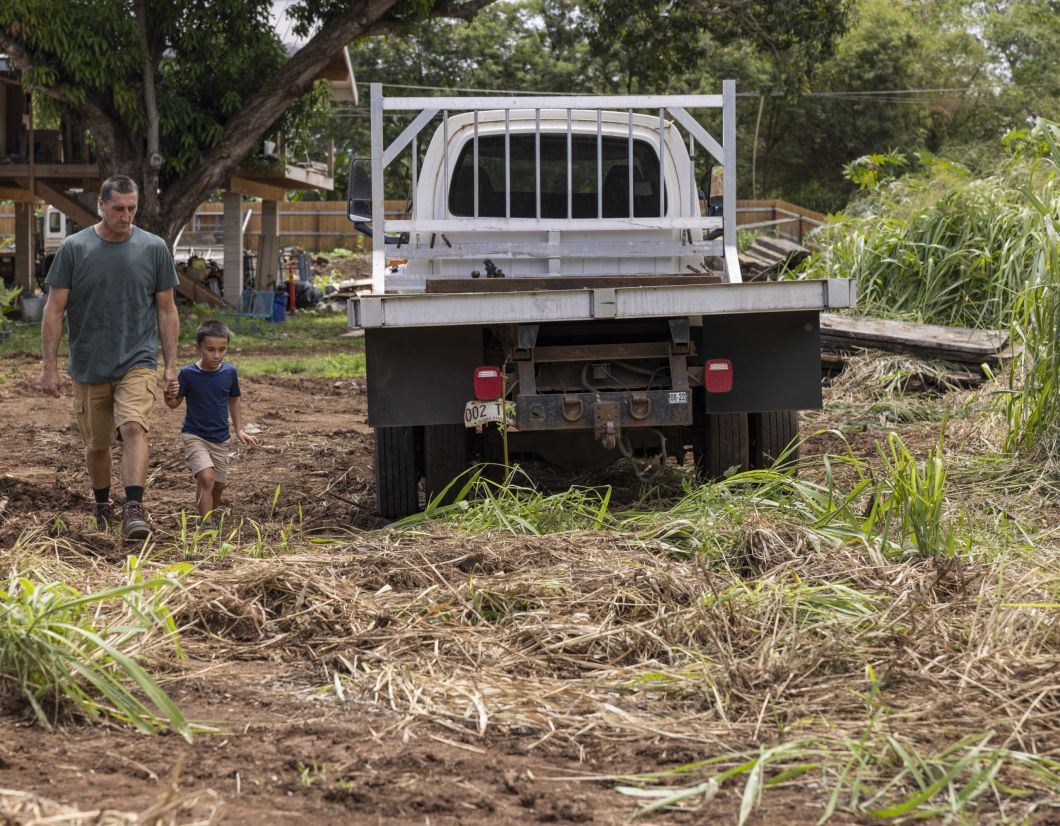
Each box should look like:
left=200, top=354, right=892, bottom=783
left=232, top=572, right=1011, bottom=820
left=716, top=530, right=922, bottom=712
left=0, top=198, right=827, bottom=253
left=734, top=199, right=826, bottom=245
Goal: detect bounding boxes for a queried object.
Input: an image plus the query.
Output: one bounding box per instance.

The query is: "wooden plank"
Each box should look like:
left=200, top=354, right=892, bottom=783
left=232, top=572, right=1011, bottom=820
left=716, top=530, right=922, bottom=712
left=820, top=314, right=1008, bottom=363
left=32, top=180, right=99, bottom=227
left=756, top=236, right=809, bottom=258
left=426, top=274, right=721, bottom=294
left=742, top=247, right=783, bottom=267
left=0, top=164, right=100, bottom=179
left=0, top=186, right=41, bottom=203
left=176, top=269, right=227, bottom=307
left=226, top=175, right=287, bottom=202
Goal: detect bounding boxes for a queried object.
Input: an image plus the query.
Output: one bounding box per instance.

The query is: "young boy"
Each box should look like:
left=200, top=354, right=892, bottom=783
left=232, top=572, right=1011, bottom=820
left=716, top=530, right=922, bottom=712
left=164, top=319, right=259, bottom=530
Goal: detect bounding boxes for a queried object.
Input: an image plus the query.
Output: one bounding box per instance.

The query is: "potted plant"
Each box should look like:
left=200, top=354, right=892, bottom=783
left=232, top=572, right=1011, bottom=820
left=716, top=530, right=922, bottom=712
left=0, top=284, right=22, bottom=339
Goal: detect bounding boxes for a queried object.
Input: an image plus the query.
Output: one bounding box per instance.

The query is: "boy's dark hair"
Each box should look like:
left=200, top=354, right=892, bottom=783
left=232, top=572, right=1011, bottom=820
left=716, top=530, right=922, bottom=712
left=196, top=319, right=231, bottom=343
left=100, top=175, right=138, bottom=201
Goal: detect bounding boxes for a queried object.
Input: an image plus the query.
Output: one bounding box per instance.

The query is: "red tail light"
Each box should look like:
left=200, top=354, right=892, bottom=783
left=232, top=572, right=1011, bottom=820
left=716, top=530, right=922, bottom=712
left=473, top=366, right=504, bottom=400
left=705, top=359, right=733, bottom=393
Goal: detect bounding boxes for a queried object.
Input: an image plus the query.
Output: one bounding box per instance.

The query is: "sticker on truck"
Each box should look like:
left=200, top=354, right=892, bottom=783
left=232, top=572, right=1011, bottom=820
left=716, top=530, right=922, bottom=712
left=668, top=392, right=688, bottom=405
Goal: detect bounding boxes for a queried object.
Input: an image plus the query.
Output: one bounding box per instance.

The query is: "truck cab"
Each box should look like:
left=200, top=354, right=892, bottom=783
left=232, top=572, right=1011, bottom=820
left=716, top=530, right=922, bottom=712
left=42, top=206, right=74, bottom=256
left=349, top=83, right=855, bottom=518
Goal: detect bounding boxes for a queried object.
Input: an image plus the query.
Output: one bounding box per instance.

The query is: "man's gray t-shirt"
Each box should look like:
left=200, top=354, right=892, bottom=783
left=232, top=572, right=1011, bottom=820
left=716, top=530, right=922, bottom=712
left=45, top=225, right=179, bottom=384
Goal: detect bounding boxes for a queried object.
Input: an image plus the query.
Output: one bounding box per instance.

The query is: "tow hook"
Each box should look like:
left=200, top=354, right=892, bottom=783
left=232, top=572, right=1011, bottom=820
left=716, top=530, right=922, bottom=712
left=562, top=397, right=584, bottom=422
left=630, top=393, right=651, bottom=420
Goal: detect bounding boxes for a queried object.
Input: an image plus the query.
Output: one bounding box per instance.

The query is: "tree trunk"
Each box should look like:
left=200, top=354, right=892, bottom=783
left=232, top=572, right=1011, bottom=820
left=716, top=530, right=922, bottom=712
left=2, top=0, right=498, bottom=248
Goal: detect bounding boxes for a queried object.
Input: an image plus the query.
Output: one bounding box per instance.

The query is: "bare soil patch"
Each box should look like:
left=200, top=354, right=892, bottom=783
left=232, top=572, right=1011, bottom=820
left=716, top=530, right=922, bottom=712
left=1, top=356, right=1057, bottom=824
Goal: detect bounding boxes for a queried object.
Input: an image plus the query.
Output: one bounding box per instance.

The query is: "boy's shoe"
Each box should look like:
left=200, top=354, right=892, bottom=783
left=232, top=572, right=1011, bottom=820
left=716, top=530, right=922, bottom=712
left=92, top=502, right=113, bottom=532
left=123, top=501, right=151, bottom=541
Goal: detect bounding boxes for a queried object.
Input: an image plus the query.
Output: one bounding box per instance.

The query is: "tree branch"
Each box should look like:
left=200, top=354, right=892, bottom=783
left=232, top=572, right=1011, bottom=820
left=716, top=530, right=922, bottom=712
left=362, top=0, right=500, bottom=36
left=162, top=0, right=499, bottom=235
left=0, top=29, right=130, bottom=173
left=161, top=0, right=399, bottom=226
left=0, top=31, right=98, bottom=116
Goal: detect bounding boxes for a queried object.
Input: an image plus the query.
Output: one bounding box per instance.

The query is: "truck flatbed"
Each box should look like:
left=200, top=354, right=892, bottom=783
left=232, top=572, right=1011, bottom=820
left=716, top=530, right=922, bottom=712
left=424, top=274, right=723, bottom=293
left=350, top=276, right=855, bottom=328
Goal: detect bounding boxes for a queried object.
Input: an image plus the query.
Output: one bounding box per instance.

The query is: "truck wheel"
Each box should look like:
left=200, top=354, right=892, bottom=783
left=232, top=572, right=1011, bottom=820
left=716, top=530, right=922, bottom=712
left=749, top=410, right=800, bottom=470
left=374, top=426, right=419, bottom=519
left=695, top=413, right=749, bottom=481
left=424, top=424, right=469, bottom=506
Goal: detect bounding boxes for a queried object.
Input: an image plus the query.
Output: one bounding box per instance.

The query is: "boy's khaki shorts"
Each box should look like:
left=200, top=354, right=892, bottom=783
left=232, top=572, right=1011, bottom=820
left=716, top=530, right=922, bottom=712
left=72, top=367, right=157, bottom=451
left=181, top=433, right=231, bottom=483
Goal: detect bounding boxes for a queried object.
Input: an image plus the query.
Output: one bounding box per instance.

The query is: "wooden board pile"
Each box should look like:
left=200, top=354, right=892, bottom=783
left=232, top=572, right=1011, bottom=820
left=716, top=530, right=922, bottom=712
left=739, top=236, right=810, bottom=281
left=820, top=314, right=1010, bottom=386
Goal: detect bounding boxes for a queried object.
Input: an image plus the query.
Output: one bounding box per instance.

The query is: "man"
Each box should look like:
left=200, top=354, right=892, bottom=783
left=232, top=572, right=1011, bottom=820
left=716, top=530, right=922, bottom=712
left=41, top=175, right=180, bottom=540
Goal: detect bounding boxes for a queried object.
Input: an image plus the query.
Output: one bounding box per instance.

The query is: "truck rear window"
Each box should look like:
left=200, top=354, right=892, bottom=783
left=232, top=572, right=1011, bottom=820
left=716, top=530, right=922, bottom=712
left=448, top=134, right=666, bottom=219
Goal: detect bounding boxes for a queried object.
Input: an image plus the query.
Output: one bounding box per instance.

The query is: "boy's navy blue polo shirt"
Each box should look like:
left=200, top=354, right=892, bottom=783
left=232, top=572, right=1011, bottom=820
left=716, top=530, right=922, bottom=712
left=177, top=362, right=241, bottom=443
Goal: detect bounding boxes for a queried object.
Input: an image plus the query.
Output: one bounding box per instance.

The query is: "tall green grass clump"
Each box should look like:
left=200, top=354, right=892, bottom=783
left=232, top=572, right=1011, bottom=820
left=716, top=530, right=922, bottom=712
left=0, top=550, right=192, bottom=740
left=394, top=465, right=616, bottom=533
left=1001, top=120, right=1060, bottom=460
left=798, top=130, right=1058, bottom=330
left=399, top=436, right=967, bottom=562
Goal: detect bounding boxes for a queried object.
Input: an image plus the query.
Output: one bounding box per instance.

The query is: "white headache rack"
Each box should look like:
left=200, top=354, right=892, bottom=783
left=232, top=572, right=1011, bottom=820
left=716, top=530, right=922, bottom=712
left=360, top=83, right=744, bottom=294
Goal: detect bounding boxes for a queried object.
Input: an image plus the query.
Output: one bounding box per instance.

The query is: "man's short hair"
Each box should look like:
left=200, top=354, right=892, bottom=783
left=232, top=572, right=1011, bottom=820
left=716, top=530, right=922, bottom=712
left=196, top=319, right=231, bottom=343
left=100, top=175, right=138, bottom=202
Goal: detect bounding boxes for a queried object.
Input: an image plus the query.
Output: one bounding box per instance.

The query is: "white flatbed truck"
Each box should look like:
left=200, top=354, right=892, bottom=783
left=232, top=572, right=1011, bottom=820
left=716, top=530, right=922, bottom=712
left=347, top=82, right=855, bottom=518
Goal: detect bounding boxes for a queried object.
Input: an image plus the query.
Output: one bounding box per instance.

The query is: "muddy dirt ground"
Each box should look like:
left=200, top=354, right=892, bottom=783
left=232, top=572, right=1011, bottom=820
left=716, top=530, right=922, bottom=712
left=0, top=349, right=1016, bottom=825
left=2, top=353, right=802, bottom=825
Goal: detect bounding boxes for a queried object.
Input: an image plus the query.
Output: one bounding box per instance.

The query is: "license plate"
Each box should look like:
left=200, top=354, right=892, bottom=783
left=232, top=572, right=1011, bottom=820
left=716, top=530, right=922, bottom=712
left=464, top=400, right=507, bottom=428
left=668, top=391, right=688, bottom=404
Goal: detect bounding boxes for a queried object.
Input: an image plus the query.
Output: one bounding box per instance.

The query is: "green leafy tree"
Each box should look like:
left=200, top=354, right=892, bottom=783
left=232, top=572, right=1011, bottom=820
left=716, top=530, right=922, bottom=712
left=0, top=0, right=497, bottom=242
left=327, top=0, right=850, bottom=202
left=748, top=0, right=1037, bottom=209
left=983, top=0, right=1060, bottom=122
left=580, top=0, right=854, bottom=94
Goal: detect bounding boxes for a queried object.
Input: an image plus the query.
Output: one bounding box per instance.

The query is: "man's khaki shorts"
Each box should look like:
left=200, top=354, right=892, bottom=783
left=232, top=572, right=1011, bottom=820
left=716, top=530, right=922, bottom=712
left=72, top=367, right=157, bottom=451
left=181, top=433, right=231, bottom=483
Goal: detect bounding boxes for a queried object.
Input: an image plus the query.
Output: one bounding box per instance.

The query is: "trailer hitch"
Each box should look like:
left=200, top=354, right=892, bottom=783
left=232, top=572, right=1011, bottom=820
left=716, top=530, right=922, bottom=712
left=593, top=401, right=620, bottom=449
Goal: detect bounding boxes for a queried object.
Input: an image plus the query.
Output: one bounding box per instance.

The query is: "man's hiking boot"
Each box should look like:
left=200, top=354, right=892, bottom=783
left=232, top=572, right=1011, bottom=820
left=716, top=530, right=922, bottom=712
left=92, top=502, right=113, bottom=532
left=123, top=501, right=151, bottom=541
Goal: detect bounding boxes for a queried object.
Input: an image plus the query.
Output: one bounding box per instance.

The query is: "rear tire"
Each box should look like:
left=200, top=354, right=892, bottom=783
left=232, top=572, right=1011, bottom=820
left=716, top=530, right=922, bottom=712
left=749, top=410, right=800, bottom=470
left=695, top=412, right=749, bottom=481
left=374, top=426, right=419, bottom=519
left=424, top=423, right=469, bottom=506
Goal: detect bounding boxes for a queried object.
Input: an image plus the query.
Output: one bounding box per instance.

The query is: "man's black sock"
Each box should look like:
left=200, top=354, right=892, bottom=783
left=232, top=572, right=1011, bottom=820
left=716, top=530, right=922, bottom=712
left=125, top=485, right=144, bottom=503
left=93, top=487, right=110, bottom=504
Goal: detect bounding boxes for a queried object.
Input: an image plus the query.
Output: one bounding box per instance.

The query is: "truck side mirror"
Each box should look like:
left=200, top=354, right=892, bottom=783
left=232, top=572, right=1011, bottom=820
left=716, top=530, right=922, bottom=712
left=347, top=156, right=372, bottom=222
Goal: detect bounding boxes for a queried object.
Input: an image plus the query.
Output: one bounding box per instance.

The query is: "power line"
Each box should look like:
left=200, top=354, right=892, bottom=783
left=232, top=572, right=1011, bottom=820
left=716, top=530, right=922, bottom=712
left=356, top=79, right=1048, bottom=100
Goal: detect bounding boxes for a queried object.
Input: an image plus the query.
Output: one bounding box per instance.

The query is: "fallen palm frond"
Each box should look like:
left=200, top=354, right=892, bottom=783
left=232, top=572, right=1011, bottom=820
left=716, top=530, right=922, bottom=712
left=0, top=549, right=192, bottom=740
